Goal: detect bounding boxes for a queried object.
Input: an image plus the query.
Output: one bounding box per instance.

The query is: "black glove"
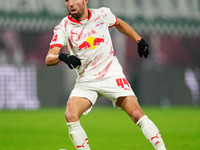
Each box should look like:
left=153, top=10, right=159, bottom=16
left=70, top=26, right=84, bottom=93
left=137, top=39, right=149, bottom=58
left=58, top=53, right=81, bottom=69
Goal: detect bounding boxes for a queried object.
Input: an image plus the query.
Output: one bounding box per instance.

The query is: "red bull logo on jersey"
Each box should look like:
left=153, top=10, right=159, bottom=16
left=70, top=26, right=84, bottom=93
left=78, top=37, right=104, bottom=50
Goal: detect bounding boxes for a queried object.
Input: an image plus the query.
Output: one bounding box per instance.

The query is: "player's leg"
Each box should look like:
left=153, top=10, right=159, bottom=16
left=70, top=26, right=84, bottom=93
left=65, top=96, right=92, bottom=122
left=65, top=97, right=92, bottom=150
left=116, top=95, right=166, bottom=150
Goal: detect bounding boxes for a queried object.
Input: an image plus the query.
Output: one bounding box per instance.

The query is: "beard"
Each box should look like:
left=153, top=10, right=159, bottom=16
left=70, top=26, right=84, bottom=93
left=70, top=12, right=82, bottom=20
left=69, top=7, right=85, bottom=20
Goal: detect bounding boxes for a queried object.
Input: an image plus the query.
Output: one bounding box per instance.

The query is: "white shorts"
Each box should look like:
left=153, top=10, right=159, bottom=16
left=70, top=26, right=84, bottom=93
left=69, top=75, right=135, bottom=115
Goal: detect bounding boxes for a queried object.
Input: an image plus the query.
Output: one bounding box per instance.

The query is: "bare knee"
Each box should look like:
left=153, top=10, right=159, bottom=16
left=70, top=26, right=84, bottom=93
left=64, top=97, right=92, bottom=122
left=117, top=96, right=145, bottom=123
left=65, top=110, right=79, bottom=122
left=129, top=110, right=144, bottom=123
left=65, top=100, right=79, bottom=122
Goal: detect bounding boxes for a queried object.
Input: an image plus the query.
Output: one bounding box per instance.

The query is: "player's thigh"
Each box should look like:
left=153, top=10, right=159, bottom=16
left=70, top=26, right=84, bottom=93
left=65, top=96, right=92, bottom=122
left=116, top=95, right=145, bottom=123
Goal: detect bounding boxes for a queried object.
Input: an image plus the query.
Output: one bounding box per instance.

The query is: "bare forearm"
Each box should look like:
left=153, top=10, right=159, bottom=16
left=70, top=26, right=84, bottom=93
left=115, top=18, right=141, bottom=43
left=45, top=54, right=60, bottom=66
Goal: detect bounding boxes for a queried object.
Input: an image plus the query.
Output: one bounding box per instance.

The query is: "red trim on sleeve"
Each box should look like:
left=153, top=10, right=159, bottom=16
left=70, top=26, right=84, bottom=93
left=109, top=17, right=118, bottom=28
left=50, top=44, right=63, bottom=49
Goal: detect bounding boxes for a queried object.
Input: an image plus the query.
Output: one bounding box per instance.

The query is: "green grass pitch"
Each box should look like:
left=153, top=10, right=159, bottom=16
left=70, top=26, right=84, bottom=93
left=0, top=106, right=200, bottom=150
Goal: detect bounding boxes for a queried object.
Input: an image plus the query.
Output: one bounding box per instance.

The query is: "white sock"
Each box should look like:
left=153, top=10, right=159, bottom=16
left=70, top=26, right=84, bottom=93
left=67, top=121, right=90, bottom=150
left=136, top=115, right=167, bottom=150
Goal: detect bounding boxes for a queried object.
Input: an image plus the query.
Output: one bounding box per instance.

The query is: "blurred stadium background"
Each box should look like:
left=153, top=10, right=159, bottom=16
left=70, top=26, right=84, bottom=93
left=0, top=0, right=200, bottom=109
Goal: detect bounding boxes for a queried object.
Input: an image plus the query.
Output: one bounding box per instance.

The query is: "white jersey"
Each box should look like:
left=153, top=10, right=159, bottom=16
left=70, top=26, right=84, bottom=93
left=50, top=7, right=124, bottom=82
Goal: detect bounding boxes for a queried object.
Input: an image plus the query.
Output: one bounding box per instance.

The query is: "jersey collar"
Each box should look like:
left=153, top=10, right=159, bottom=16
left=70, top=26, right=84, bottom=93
left=68, top=9, right=92, bottom=24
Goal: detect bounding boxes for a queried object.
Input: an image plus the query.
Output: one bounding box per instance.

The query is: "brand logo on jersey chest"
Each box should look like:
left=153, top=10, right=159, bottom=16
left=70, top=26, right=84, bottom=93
left=96, top=21, right=104, bottom=29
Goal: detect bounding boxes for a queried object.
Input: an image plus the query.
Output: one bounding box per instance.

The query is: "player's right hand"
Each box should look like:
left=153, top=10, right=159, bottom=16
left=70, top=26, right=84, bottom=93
left=58, top=53, right=81, bottom=69
left=137, top=39, right=149, bottom=58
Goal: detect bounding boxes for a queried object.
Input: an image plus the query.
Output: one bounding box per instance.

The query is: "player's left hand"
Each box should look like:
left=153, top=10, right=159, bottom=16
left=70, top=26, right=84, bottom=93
left=137, top=39, right=149, bottom=58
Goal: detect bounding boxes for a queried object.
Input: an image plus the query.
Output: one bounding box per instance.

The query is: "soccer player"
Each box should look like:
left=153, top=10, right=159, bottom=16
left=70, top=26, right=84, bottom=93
left=45, top=0, right=167, bottom=149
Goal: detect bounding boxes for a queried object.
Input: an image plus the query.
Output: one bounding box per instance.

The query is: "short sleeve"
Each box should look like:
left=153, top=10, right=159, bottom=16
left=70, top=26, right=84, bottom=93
left=102, top=7, right=118, bottom=28
left=49, top=24, right=68, bottom=49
